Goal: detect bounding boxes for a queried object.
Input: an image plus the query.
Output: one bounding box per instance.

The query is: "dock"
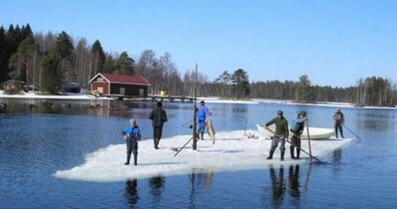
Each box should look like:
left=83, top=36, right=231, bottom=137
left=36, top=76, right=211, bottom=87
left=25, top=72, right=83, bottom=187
left=106, top=94, right=195, bottom=103
left=143, top=95, right=195, bottom=103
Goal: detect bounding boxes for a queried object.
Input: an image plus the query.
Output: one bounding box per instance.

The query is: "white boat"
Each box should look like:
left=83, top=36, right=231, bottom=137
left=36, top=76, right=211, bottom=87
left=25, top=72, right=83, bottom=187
left=256, top=124, right=334, bottom=140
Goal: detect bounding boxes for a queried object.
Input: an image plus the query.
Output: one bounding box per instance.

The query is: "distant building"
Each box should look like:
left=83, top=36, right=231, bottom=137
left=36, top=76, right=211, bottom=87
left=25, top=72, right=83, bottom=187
left=88, top=73, right=150, bottom=97
left=1, top=79, right=25, bottom=95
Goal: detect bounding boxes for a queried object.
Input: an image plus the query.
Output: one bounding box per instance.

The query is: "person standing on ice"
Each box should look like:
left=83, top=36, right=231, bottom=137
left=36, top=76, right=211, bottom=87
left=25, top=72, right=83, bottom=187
left=122, top=119, right=141, bottom=166
left=289, top=111, right=307, bottom=159
left=265, top=110, right=289, bottom=161
left=333, top=107, right=345, bottom=138
left=149, top=101, right=168, bottom=149
left=196, top=100, right=213, bottom=140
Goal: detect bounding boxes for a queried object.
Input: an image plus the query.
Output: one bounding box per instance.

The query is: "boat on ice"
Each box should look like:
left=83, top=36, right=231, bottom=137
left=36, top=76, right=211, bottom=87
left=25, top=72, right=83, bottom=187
left=256, top=124, right=334, bottom=140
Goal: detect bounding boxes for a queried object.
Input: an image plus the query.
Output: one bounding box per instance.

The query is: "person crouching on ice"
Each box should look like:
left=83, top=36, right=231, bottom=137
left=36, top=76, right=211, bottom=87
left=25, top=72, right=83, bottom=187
left=122, top=119, right=141, bottom=166
left=265, top=110, right=289, bottom=161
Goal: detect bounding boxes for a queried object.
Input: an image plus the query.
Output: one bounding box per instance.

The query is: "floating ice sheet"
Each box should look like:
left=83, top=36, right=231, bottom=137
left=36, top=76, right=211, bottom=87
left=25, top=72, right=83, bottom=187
left=54, top=130, right=354, bottom=182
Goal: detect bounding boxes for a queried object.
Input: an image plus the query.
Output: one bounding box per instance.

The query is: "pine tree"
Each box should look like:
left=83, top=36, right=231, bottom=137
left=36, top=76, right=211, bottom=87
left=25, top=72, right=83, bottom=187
left=55, top=31, right=75, bottom=82
left=90, top=40, right=106, bottom=74
left=40, top=50, right=61, bottom=94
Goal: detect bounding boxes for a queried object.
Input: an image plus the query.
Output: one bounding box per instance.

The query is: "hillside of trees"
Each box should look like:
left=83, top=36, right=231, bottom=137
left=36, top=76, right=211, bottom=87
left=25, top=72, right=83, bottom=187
left=1, top=24, right=396, bottom=107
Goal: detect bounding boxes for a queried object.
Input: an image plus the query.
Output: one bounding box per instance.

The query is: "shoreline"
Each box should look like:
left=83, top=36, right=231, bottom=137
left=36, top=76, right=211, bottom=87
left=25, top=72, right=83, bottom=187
left=0, top=91, right=395, bottom=110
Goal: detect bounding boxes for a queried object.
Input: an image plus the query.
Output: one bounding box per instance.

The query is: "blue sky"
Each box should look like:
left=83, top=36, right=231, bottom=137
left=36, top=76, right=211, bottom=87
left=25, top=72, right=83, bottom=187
left=1, top=0, right=396, bottom=87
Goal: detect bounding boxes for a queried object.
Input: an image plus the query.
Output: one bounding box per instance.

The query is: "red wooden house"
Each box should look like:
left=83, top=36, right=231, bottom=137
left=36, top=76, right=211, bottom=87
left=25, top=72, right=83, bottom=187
left=89, top=73, right=150, bottom=96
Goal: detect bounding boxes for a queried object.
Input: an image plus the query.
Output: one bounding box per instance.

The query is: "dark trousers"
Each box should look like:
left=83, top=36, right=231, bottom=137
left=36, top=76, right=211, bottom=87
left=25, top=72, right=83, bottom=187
left=290, top=134, right=301, bottom=149
left=153, top=126, right=163, bottom=148
left=335, top=124, right=344, bottom=138
left=126, top=138, right=138, bottom=164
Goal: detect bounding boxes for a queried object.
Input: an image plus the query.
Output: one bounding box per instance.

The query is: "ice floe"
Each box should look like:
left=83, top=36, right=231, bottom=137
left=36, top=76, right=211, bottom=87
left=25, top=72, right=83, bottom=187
left=54, top=130, right=354, bottom=182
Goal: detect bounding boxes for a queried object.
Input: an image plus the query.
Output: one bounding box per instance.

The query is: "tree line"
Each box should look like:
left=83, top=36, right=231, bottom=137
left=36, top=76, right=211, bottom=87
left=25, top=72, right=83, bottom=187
left=1, top=24, right=396, bottom=106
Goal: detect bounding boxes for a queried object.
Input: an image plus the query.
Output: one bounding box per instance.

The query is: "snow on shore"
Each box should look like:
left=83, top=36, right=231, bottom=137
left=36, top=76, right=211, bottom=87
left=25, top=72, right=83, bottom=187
left=54, top=130, right=354, bottom=182
left=0, top=91, right=111, bottom=100
left=1, top=91, right=394, bottom=109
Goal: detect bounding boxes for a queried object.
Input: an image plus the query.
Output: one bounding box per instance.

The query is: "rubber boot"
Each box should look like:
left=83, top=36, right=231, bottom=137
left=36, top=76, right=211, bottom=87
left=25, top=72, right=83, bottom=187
left=134, top=154, right=138, bottom=166
left=267, top=147, right=275, bottom=160
left=156, top=138, right=160, bottom=149
left=201, top=133, right=204, bottom=140
left=296, top=149, right=300, bottom=159
left=153, top=138, right=157, bottom=149
left=290, top=146, right=295, bottom=159
left=125, top=153, right=131, bottom=165
left=154, top=138, right=159, bottom=149
left=281, top=151, right=285, bottom=161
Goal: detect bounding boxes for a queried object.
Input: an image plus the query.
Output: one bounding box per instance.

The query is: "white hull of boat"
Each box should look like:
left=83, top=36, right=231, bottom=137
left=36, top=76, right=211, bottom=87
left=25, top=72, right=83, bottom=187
left=256, top=124, right=334, bottom=140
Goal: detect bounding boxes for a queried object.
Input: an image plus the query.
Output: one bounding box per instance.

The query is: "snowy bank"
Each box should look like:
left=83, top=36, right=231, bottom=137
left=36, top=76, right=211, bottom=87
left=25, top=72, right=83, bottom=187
left=54, top=130, right=355, bottom=182
left=0, top=91, right=112, bottom=100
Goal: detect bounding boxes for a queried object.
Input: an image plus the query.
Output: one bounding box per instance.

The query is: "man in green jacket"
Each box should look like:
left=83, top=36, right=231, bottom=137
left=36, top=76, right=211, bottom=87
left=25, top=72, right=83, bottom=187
left=265, top=110, right=289, bottom=161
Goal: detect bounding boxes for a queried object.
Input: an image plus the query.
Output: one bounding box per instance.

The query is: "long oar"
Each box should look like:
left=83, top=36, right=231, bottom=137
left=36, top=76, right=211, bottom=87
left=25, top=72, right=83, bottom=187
left=174, top=136, right=194, bottom=157
left=343, top=125, right=362, bottom=142
left=263, top=126, right=323, bottom=163
left=181, top=120, right=192, bottom=127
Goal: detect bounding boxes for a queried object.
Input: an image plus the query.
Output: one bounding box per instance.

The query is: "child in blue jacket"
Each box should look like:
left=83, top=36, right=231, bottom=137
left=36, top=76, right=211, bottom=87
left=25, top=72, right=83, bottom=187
left=122, top=119, right=141, bottom=165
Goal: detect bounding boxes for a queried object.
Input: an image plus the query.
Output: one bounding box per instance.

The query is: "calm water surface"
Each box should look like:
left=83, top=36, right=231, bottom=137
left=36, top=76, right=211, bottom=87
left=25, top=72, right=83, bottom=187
left=1, top=99, right=397, bottom=209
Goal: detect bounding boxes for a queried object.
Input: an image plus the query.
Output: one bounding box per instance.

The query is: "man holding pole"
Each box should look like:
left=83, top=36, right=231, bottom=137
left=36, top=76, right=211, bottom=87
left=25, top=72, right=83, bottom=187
left=265, top=110, right=289, bottom=161
left=333, top=108, right=345, bottom=138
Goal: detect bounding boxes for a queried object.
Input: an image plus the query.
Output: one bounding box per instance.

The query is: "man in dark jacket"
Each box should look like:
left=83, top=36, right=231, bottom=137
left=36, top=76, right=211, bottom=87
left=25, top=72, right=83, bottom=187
left=149, top=102, right=168, bottom=149
left=265, top=110, right=289, bottom=161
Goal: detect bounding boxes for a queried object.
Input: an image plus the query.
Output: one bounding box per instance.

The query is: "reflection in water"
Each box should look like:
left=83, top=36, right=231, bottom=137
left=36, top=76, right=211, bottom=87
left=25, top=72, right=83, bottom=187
left=188, top=168, right=215, bottom=209
left=125, top=179, right=139, bottom=207
left=304, top=164, right=312, bottom=192
left=265, top=165, right=302, bottom=208
left=0, top=98, right=116, bottom=116
left=269, top=165, right=286, bottom=207
left=189, top=172, right=196, bottom=209
left=355, top=110, right=395, bottom=132
left=333, top=149, right=342, bottom=164
left=332, top=149, right=342, bottom=172
left=288, top=165, right=300, bottom=204
left=149, top=176, right=165, bottom=204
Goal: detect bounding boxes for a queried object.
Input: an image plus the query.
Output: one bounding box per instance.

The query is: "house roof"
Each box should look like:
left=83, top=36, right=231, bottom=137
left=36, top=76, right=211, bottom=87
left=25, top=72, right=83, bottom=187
left=89, top=73, right=151, bottom=86
left=1, top=79, right=25, bottom=85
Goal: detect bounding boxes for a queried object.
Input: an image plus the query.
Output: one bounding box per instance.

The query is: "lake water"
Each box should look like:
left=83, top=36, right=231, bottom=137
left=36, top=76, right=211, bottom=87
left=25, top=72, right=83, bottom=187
left=1, top=98, right=397, bottom=209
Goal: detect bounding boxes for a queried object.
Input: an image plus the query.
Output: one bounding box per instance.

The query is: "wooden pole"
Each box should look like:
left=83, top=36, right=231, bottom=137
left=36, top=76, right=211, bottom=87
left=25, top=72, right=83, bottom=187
left=306, top=117, right=313, bottom=163
left=174, top=136, right=194, bottom=157
left=244, top=118, right=248, bottom=136
left=192, top=64, right=198, bottom=150
left=343, top=125, right=362, bottom=142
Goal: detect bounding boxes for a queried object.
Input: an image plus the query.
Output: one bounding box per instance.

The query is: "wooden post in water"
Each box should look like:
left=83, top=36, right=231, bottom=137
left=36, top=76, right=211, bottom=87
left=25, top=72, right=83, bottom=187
left=192, top=64, right=198, bottom=150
